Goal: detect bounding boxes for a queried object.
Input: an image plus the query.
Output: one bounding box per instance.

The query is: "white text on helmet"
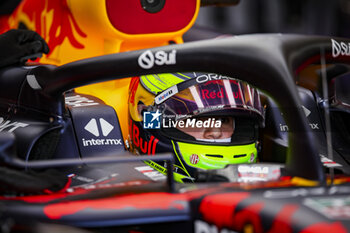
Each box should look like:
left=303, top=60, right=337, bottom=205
left=195, top=73, right=234, bottom=83
left=155, top=85, right=179, bottom=104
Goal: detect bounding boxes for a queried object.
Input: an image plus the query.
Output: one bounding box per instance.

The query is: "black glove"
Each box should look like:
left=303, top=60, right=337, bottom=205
left=0, top=29, right=49, bottom=68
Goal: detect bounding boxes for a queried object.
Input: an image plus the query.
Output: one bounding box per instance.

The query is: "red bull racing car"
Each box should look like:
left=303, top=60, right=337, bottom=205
left=0, top=31, right=350, bottom=233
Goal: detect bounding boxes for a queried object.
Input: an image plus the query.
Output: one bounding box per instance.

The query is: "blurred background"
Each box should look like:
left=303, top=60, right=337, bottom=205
left=1, top=0, right=349, bottom=38
left=185, top=0, right=350, bottom=40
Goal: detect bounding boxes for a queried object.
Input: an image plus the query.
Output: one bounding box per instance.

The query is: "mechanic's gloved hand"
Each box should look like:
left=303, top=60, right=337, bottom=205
left=0, top=29, right=49, bottom=68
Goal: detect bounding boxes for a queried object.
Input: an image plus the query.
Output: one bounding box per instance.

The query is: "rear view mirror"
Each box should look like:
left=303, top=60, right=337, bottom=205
left=330, top=72, right=350, bottom=113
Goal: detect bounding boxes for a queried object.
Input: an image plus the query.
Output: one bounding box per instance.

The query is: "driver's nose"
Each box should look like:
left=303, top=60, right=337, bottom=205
left=203, top=128, right=223, bottom=139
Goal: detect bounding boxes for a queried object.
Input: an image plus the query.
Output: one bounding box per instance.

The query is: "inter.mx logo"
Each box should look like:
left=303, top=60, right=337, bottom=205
left=82, top=118, right=122, bottom=147
left=279, top=105, right=319, bottom=132
left=143, top=110, right=161, bottom=129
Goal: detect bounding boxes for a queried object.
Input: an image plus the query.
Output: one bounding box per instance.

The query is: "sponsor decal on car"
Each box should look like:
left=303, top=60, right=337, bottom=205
left=67, top=180, right=147, bottom=192
left=131, top=121, right=159, bottom=155
left=279, top=105, right=320, bottom=131
left=0, top=117, right=29, bottom=132
left=331, top=39, right=350, bottom=58
left=138, top=49, right=177, bottom=69
left=319, top=154, right=342, bottom=168
left=195, top=220, right=237, bottom=233
left=264, top=186, right=350, bottom=199
left=135, top=166, right=166, bottom=181
left=236, top=164, right=281, bottom=182
left=65, top=95, right=99, bottom=108
left=26, top=74, right=42, bottom=90
left=82, top=118, right=122, bottom=147
left=304, top=196, right=350, bottom=220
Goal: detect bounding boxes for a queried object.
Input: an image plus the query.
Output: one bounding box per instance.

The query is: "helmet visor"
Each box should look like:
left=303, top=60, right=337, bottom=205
left=155, top=78, right=263, bottom=119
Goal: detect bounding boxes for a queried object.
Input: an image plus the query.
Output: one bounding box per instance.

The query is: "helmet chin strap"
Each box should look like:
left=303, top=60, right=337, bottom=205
left=196, top=137, right=232, bottom=143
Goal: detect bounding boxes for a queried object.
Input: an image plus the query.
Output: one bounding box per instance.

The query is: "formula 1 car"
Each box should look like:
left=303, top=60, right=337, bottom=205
left=0, top=33, right=350, bottom=233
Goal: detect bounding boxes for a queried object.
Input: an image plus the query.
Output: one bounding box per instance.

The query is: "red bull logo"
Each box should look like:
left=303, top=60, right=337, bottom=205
left=201, top=88, right=241, bottom=100
left=130, top=120, right=159, bottom=155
